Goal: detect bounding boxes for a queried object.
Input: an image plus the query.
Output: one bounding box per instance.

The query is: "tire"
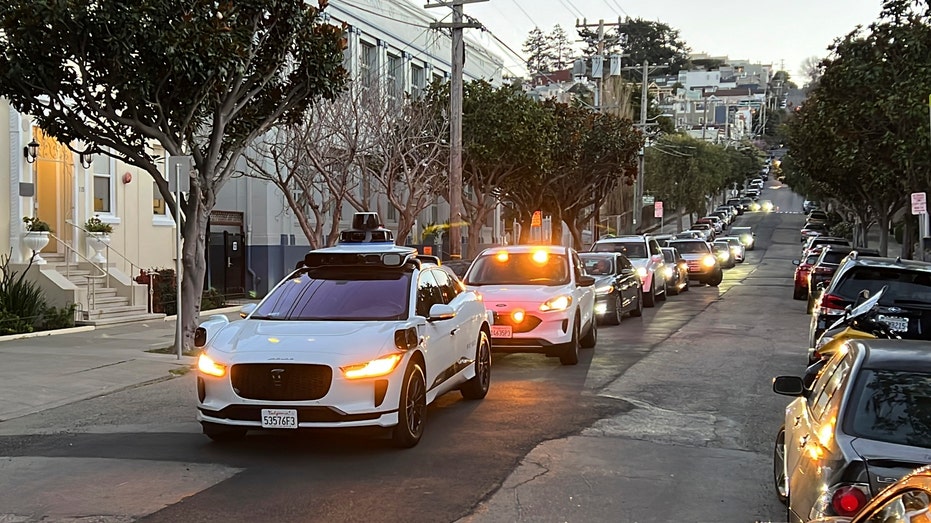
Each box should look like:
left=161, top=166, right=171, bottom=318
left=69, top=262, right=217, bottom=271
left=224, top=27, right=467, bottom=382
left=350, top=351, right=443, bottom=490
left=682, top=278, right=689, bottom=292
left=668, top=277, right=680, bottom=296
left=774, top=426, right=788, bottom=504
left=392, top=361, right=427, bottom=448
left=643, top=278, right=657, bottom=307
left=559, top=318, right=580, bottom=365
left=461, top=331, right=491, bottom=400
left=580, top=314, right=597, bottom=348
left=657, top=280, right=667, bottom=301
left=202, top=422, right=247, bottom=442
left=629, top=290, right=643, bottom=317
left=708, top=270, right=723, bottom=287
left=792, top=285, right=805, bottom=300
left=605, top=294, right=622, bottom=325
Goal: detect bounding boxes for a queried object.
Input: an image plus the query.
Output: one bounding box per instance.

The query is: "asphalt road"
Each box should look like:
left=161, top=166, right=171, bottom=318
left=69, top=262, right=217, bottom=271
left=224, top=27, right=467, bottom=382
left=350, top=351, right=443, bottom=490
left=0, top=180, right=811, bottom=522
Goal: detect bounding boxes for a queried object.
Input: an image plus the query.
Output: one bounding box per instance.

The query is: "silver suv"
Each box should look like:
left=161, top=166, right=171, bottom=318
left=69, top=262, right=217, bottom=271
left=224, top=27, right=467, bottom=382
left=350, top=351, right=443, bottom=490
left=591, top=235, right=667, bottom=307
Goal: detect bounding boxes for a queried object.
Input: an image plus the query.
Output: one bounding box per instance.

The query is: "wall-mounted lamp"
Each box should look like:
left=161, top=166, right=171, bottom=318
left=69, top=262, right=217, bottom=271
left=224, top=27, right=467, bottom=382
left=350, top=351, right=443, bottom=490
left=79, top=151, right=94, bottom=170
left=23, top=140, right=39, bottom=164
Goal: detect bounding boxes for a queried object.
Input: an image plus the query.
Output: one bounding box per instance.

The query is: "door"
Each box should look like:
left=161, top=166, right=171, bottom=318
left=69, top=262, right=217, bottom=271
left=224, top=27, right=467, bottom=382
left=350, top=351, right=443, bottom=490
left=34, top=129, right=75, bottom=253
left=416, top=270, right=453, bottom=392
left=207, top=229, right=245, bottom=298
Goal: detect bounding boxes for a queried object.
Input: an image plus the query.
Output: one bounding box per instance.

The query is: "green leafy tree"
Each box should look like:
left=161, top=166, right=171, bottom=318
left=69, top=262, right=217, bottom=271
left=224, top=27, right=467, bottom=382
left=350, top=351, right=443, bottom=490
left=619, top=18, right=691, bottom=75
left=460, top=81, right=554, bottom=257
left=0, top=0, right=347, bottom=348
left=787, top=0, right=931, bottom=255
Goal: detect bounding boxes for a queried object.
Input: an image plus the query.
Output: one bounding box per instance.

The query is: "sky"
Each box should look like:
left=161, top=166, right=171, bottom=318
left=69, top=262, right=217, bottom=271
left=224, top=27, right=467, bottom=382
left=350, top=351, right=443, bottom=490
left=454, top=0, right=884, bottom=81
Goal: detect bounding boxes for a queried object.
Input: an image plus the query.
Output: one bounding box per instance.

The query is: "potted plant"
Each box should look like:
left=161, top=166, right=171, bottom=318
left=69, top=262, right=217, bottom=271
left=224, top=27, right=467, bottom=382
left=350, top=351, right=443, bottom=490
left=22, top=216, right=52, bottom=264
left=84, top=215, right=113, bottom=263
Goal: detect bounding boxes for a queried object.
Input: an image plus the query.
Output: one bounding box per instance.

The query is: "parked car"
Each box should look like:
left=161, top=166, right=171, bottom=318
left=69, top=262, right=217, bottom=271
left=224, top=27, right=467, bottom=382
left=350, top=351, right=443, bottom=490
left=195, top=214, right=492, bottom=447
left=666, top=239, right=723, bottom=286
left=808, top=253, right=931, bottom=347
left=801, top=222, right=830, bottom=243
left=806, top=246, right=882, bottom=313
left=792, top=247, right=825, bottom=300
left=675, top=230, right=704, bottom=240
left=726, top=198, right=745, bottom=215
left=803, top=236, right=852, bottom=258
left=591, top=235, right=668, bottom=307
left=580, top=252, right=643, bottom=325
left=660, top=246, right=689, bottom=295
left=812, top=465, right=931, bottom=523
left=730, top=226, right=756, bottom=251
left=442, top=258, right=474, bottom=279
left=464, top=245, right=597, bottom=366
left=689, top=223, right=715, bottom=241
left=803, top=200, right=820, bottom=213
left=806, top=209, right=830, bottom=226
left=773, top=338, right=931, bottom=521
left=697, top=216, right=726, bottom=235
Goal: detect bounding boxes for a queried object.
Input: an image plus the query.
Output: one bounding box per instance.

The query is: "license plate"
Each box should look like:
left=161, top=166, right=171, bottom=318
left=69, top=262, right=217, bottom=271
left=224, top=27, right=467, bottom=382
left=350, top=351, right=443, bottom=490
left=490, top=325, right=513, bottom=338
left=877, top=315, right=909, bottom=332
left=261, top=408, right=298, bottom=429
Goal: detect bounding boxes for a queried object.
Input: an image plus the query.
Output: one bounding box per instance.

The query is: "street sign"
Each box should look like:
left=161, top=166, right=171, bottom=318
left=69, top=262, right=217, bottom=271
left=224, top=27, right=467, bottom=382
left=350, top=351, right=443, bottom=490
left=912, top=192, right=927, bottom=215
left=654, top=201, right=663, bottom=218
left=642, top=195, right=655, bottom=205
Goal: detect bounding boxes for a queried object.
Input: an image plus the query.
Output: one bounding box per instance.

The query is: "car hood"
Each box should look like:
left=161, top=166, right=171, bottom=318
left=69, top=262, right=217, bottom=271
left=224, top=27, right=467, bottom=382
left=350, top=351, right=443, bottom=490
left=467, top=284, right=576, bottom=307
left=677, top=252, right=709, bottom=261
left=850, top=438, right=931, bottom=494
left=207, top=319, right=402, bottom=361
left=627, top=258, right=651, bottom=269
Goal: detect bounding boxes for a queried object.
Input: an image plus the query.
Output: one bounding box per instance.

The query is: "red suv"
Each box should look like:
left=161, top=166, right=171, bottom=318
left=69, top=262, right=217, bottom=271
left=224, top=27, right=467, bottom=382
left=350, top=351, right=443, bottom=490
left=793, top=247, right=824, bottom=300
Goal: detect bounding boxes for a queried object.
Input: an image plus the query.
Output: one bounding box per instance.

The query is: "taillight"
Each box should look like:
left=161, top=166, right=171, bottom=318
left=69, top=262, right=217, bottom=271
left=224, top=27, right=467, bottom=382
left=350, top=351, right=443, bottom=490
left=831, top=485, right=868, bottom=516
left=819, top=293, right=848, bottom=311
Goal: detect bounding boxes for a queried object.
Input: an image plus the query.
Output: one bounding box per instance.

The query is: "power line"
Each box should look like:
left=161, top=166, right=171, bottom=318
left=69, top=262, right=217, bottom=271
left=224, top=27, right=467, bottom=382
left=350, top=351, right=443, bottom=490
left=507, top=0, right=540, bottom=27
left=556, top=0, right=585, bottom=20
left=609, top=0, right=630, bottom=18
left=338, top=0, right=432, bottom=28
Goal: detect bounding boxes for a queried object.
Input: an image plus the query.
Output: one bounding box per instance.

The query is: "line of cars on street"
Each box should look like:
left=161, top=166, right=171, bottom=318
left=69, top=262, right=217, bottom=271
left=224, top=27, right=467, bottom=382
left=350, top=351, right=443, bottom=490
left=775, top=208, right=931, bottom=521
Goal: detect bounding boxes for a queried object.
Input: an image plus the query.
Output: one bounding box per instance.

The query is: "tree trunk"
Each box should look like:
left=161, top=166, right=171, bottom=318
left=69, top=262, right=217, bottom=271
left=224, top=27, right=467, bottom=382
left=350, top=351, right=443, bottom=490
left=877, top=213, right=889, bottom=257
left=178, top=199, right=209, bottom=352
left=903, top=217, right=914, bottom=260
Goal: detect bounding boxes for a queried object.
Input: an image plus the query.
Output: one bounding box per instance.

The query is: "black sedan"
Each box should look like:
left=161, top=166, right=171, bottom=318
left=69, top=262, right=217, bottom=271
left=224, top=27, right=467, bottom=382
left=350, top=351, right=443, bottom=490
left=661, top=247, right=689, bottom=295
left=773, top=339, right=931, bottom=522
left=580, top=252, right=643, bottom=325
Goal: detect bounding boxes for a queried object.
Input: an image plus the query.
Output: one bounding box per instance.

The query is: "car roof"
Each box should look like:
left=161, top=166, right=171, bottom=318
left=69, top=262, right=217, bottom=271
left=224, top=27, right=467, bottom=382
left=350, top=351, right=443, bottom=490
left=841, top=255, right=931, bottom=272
left=477, top=245, right=570, bottom=256
left=850, top=339, right=931, bottom=372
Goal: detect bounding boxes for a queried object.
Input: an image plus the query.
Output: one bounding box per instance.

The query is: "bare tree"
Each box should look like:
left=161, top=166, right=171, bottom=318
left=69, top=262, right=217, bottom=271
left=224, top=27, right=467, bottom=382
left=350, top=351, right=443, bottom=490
left=359, top=95, right=449, bottom=245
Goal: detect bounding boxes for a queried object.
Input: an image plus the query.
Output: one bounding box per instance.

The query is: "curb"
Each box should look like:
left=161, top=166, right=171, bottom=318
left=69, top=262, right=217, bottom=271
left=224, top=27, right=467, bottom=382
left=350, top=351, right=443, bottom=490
left=0, top=325, right=96, bottom=343
left=163, top=305, right=246, bottom=322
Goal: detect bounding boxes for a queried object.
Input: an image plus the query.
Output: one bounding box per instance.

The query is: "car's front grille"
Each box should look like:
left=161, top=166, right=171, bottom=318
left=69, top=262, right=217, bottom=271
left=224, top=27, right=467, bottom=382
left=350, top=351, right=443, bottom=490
left=230, top=363, right=332, bottom=401
left=493, top=312, right=543, bottom=333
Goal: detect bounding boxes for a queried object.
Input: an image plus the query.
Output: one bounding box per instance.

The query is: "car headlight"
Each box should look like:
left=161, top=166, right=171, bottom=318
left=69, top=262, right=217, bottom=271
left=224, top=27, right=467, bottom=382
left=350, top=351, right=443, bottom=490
left=197, top=353, right=227, bottom=377
left=540, top=295, right=572, bottom=311
left=701, top=255, right=717, bottom=267
left=341, top=353, right=403, bottom=380
left=717, top=251, right=730, bottom=261
left=595, top=284, right=615, bottom=295
left=663, top=267, right=674, bottom=278
left=635, top=267, right=647, bottom=278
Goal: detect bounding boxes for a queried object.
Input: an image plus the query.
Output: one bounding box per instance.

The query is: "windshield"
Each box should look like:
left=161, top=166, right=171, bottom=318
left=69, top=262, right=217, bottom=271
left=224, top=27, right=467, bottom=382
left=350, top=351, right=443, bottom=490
left=835, top=267, right=931, bottom=303
left=846, top=369, right=931, bottom=448
left=252, top=268, right=411, bottom=321
left=465, top=252, right=570, bottom=285
left=581, top=255, right=614, bottom=275
left=591, top=241, right=647, bottom=258
left=669, top=241, right=709, bottom=254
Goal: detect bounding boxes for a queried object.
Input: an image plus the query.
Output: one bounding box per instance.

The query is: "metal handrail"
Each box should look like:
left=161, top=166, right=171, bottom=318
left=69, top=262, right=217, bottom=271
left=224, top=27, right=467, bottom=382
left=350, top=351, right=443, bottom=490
left=66, top=219, right=146, bottom=307
left=44, top=230, right=108, bottom=313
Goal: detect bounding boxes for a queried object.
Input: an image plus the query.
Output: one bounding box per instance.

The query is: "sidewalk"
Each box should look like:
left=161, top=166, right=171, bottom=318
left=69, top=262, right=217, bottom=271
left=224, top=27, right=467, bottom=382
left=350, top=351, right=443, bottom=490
left=0, top=305, right=242, bottom=423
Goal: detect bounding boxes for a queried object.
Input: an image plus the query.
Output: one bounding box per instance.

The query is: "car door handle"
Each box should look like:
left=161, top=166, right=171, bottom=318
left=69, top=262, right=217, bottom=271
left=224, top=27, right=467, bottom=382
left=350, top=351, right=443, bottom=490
left=450, top=327, right=459, bottom=336
left=799, top=434, right=810, bottom=448
left=794, top=416, right=802, bottom=428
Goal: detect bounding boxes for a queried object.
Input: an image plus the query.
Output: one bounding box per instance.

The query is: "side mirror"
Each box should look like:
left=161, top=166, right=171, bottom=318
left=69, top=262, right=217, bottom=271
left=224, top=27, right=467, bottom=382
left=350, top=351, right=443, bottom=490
left=428, top=303, right=456, bottom=322
left=792, top=259, right=800, bottom=266
left=773, top=376, right=805, bottom=396
left=239, top=303, right=257, bottom=318
left=578, top=275, right=596, bottom=287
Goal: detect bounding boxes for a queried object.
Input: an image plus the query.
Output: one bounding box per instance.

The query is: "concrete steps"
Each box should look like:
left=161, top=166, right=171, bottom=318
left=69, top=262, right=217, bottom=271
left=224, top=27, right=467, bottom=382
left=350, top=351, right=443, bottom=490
left=37, top=253, right=164, bottom=326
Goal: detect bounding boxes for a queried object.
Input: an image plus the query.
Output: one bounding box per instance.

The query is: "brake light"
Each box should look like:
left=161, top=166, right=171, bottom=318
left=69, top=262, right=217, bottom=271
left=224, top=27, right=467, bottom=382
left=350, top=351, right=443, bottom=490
left=813, top=266, right=833, bottom=274
left=831, top=485, right=868, bottom=516
left=819, top=293, right=848, bottom=311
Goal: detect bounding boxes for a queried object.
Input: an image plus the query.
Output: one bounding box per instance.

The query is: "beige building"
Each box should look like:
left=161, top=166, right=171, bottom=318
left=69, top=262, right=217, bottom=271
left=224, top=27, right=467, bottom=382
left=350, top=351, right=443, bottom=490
left=3, top=102, right=175, bottom=325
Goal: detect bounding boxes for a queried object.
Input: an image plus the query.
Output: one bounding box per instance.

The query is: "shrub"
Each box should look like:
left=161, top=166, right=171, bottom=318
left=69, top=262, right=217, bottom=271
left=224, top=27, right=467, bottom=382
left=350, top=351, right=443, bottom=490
left=39, top=304, right=76, bottom=330
left=85, top=215, right=113, bottom=233
left=830, top=221, right=854, bottom=240
left=22, top=216, right=51, bottom=232
left=0, top=248, right=48, bottom=334
left=201, top=288, right=227, bottom=310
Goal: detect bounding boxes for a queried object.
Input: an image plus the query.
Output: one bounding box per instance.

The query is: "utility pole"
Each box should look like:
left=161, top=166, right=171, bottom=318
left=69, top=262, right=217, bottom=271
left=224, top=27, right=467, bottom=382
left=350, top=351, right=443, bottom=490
left=426, top=0, right=485, bottom=259
left=627, top=60, right=668, bottom=234
left=576, top=17, right=624, bottom=243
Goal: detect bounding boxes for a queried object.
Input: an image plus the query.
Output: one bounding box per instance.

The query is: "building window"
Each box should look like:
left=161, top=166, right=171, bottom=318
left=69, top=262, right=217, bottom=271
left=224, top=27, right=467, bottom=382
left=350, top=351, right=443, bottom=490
left=411, top=63, right=425, bottom=99
left=387, top=53, right=403, bottom=102
left=92, top=154, right=113, bottom=213
left=387, top=205, right=397, bottom=221
left=360, top=41, right=376, bottom=88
